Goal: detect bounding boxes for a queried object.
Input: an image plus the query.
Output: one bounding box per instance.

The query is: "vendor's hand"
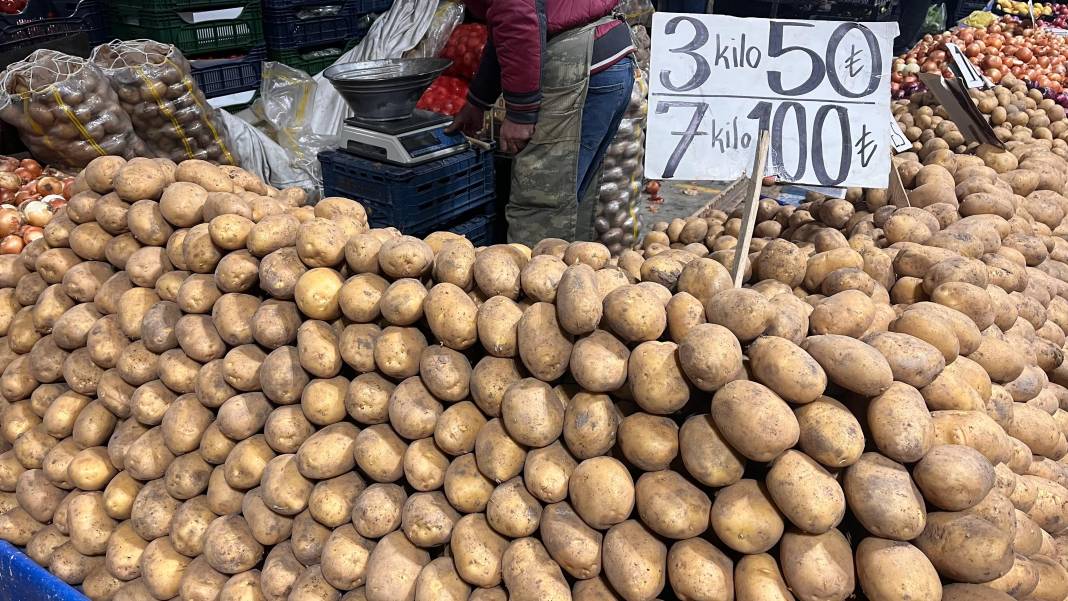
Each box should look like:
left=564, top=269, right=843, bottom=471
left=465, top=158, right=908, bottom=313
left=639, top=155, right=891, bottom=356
left=445, top=103, right=485, bottom=136
left=500, top=118, right=535, bottom=154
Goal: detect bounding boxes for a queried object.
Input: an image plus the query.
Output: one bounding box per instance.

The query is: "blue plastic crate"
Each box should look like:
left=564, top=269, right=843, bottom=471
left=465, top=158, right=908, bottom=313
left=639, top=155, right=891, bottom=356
left=190, top=45, right=265, bottom=98
left=442, top=211, right=496, bottom=246
left=320, top=147, right=496, bottom=234
left=0, top=0, right=106, bottom=52
left=0, top=541, right=86, bottom=601
left=262, top=0, right=386, bottom=48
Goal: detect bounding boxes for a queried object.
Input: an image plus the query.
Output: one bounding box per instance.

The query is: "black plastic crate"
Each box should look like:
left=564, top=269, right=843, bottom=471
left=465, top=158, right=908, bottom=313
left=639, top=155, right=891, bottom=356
left=109, top=0, right=263, bottom=55
left=190, top=45, right=265, bottom=97
left=320, top=147, right=496, bottom=234
left=262, top=0, right=385, bottom=48
left=0, top=0, right=106, bottom=53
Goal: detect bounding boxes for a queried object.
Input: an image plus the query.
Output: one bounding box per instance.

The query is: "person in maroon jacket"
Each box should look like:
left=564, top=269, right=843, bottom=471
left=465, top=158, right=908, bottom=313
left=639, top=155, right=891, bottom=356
left=447, top=0, right=636, bottom=245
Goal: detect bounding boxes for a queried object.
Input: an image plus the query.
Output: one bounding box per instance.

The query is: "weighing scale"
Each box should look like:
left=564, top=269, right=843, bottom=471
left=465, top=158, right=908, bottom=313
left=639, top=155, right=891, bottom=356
left=325, top=58, right=470, bottom=166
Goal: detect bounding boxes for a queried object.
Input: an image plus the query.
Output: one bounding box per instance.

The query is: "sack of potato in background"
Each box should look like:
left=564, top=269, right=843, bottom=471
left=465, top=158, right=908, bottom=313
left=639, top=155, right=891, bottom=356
left=0, top=50, right=152, bottom=171
left=594, top=69, right=647, bottom=255
left=90, top=40, right=237, bottom=166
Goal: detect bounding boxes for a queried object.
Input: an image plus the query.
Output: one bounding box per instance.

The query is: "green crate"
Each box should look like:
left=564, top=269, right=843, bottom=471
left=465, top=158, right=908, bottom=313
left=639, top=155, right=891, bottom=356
left=110, top=0, right=264, bottom=55
left=267, top=33, right=364, bottom=76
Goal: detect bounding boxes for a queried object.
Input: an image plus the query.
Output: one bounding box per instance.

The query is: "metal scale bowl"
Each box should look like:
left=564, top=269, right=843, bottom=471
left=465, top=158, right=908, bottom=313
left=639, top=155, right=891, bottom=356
left=325, top=58, right=469, bottom=165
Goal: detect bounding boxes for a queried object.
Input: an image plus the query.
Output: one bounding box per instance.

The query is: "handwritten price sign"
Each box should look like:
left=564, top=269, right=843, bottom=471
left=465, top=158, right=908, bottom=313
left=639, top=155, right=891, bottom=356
left=645, top=15, right=899, bottom=188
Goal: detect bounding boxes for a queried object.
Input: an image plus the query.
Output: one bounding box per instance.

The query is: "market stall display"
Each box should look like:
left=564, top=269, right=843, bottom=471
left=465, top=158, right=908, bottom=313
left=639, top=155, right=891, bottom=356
left=0, top=72, right=1066, bottom=600
left=0, top=156, right=71, bottom=254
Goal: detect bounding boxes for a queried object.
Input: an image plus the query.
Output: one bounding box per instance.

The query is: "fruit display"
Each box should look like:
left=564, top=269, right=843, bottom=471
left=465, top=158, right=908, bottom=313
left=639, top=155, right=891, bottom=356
left=0, top=81, right=1066, bottom=601
left=996, top=0, right=1053, bottom=17
left=0, top=157, right=73, bottom=255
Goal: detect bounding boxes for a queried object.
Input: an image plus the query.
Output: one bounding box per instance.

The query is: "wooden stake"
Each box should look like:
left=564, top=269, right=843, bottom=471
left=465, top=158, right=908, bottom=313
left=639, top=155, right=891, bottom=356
left=732, top=129, right=770, bottom=288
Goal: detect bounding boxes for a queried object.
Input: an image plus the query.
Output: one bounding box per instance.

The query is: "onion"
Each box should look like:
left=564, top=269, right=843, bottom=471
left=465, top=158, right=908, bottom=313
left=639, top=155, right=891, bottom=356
left=22, top=200, right=51, bottom=228
left=22, top=227, right=42, bottom=244
left=0, top=209, right=22, bottom=238
left=1, top=235, right=24, bottom=255
left=35, top=176, right=62, bottom=196
left=0, top=172, right=18, bottom=192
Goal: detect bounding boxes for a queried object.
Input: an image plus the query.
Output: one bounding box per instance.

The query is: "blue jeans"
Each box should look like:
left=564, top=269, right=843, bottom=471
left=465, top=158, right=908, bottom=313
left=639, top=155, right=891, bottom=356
left=578, top=56, right=635, bottom=201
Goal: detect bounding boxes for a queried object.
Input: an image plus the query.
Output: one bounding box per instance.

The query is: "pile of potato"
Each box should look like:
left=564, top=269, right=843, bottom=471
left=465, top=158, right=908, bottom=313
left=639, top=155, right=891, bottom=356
left=895, top=75, right=1068, bottom=158
left=0, top=133, right=1067, bottom=601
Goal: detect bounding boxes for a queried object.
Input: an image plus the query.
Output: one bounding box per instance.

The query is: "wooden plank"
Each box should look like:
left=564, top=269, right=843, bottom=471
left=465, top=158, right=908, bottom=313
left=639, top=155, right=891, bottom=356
left=732, top=129, right=771, bottom=288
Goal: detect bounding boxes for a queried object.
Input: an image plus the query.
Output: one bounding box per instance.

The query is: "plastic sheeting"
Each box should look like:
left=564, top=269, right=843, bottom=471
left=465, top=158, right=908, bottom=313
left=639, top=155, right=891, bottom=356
left=220, top=0, right=441, bottom=197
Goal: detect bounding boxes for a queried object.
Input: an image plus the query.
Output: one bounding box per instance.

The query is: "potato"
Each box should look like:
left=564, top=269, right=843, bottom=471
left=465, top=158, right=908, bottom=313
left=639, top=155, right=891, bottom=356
left=363, top=531, right=430, bottom=601
left=179, top=557, right=228, bottom=601
left=320, top=525, right=375, bottom=591
left=864, top=331, right=946, bottom=389
left=296, top=422, right=358, bottom=480
left=627, top=341, right=690, bottom=414
left=678, top=324, right=743, bottom=392
left=477, top=296, right=524, bottom=358
left=261, top=543, right=302, bottom=601
left=914, top=510, right=1014, bottom=583
left=843, top=453, right=926, bottom=541
left=914, top=444, right=995, bottom=511
left=930, top=410, right=1011, bottom=466
left=602, top=284, right=667, bottom=342
left=294, top=268, right=344, bottom=321
left=351, top=483, right=406, bottom=539
left=666, top=538, right=733, bottom=601
left=432, top=240, right=476, bottom=290
left=401, top=437, right=448, bottom=493
left=634, top=469, right=710, bottom=540
left=171, top=496, right=216, bottom=557
left=602, top=521, right=666, bottom=601
left=734, top=553, right=793, bottom=601
left=779, top=529, right=853, bottom=601
left=473, top=417, right=526, bottom=483
left=856, top=538, right=942, bottom=601
left=712, top=381, right=799, bottom=462
left=679, top=414, right=745, bottom=488
left=569, top=457, right=634, bottom=530
left=802, top=334, right=894, bottom=397
left=203, top=516, right=264, bottom=575
left=514, top=302, right=573, bottom=381
left=450, top=514, right=508, bottom=587
left=288, top=566, right=339, bottom=601
left=140, top=540, right=193, bottom=597
left=502, top=537, right=571, bottom=601
left=766, top=450, right=845, bottom=534
left=354, top=424, right=407, bottom=483
left=309, top=472, right=365, bottom=528
left=51, top=541, right=104, bottom=585
left=374, top=326, right=427, bottom=380
left=259, top=248, right=306, bottom=300
left=260, top=347, right=309, bottom=406
left=521, top=255, right=567, bottom=302
left=867, top=382, right=934, bottom=463
left=215, top=251, right=259, bottom=293
left=555, top=264, right=603, bottom=335
left=615, top=413, right=677, bottom=473
left=794, top=397, right=864, bottom=469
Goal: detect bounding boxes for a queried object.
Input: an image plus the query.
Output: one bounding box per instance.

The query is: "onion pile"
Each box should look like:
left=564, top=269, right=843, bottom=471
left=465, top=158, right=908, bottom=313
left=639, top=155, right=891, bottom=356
left=893, top=17, right=1068, bottom=99
left=0, top=157, right=73, bottom=255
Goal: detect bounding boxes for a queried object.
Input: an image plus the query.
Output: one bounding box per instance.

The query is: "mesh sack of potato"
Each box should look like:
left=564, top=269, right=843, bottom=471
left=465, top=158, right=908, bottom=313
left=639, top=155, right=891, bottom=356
left=90, top=40, right=237, bottom=166
left=593, top=70, right=646, bottom=256
left=0, top=50, right=151, bottom=170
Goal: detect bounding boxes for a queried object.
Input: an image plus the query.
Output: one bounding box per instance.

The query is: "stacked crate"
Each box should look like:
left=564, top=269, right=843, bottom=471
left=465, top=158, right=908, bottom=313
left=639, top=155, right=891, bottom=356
left=107, top=0, right=265, bottom=109
left=1, top=0, right=107, bottom=55
left=264, top=0, right=392, bottom=76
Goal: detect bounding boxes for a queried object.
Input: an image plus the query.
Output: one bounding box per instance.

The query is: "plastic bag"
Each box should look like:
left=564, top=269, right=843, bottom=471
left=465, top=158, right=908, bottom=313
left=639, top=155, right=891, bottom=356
left=217, top=110, right=319, bottom=200
left=404, top=0, right=464, bottom=59
left=256, top=60, right=338, bottom=185
left=921, top=3, right=947, bottom=35
left=91, top=40, right=236, bottom=165
left=0, top=49, right=150, bottom=170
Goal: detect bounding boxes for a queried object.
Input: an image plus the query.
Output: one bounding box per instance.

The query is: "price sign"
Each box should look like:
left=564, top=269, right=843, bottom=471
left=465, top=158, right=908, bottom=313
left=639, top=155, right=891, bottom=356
left=890, top=115, right=912, bottom=153
left=645, top=15, right=899, bottom=188
left=945, top=42, right=991, bottom=89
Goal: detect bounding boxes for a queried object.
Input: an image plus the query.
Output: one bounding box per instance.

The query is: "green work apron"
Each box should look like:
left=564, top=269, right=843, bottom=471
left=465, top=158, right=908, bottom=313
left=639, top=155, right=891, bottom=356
left=506, top=16, right=617, bottom=246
